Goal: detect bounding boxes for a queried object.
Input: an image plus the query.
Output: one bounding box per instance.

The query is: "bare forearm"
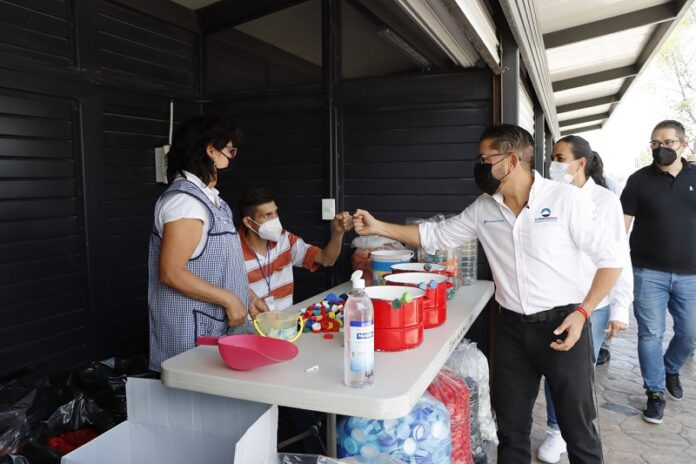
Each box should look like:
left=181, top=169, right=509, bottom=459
left=318, top=232, right=344, bottom=266
left=581, top=267, right=622, bottom=312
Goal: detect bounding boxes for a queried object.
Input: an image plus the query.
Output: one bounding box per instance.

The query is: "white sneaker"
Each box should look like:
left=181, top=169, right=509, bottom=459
left=537, top=428, right=567, bottom=463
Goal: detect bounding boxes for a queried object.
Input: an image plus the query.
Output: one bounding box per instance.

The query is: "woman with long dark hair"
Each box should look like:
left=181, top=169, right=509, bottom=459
left=538, top=135, right=633, bottom=462
left=148, top=116, right=267, bottom=372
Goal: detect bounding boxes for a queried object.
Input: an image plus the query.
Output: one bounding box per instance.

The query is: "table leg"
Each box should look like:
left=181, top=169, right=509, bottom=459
left=326, top=412, right=337, bottom=457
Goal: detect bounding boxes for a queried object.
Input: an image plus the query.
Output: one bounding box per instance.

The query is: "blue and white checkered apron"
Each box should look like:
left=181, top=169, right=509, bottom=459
left=148, top=179, right=250, bottom=371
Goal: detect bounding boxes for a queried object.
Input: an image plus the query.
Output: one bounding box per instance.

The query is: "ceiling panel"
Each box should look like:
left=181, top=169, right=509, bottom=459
left=536, top=0, right=670, bottom=34
left=547, top=26, right=655, bottom=81
left=236, top=0, right=322, bottom=66
left=553, top=77, right=625, bottom=106
left=558, top=103, right=613, bottom=121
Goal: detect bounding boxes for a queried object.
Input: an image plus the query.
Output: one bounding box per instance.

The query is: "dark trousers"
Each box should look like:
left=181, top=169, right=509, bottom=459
left=494, top=309, right=603, bottom=464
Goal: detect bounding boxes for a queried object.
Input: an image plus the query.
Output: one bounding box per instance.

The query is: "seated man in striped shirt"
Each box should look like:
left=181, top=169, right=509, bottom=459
left=238, top=187, right=353, bottom=310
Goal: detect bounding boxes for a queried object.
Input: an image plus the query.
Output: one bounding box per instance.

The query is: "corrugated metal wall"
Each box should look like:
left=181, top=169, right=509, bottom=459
left=0, top=0, right=201, bottom=375
left=0, top=89, right=89, bottom=372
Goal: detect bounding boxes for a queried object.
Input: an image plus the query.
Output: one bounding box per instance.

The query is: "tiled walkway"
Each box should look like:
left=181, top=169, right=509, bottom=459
left=526, top=313, right=696, bottom=464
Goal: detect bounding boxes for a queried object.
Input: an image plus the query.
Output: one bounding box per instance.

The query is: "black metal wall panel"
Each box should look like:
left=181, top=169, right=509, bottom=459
left=0, top=88, right=90, bottom=373
left=0, top=0, right=73, bottom=69
left=339, top=71, right=493, bottom=280
left=340, top=72, right=491, bottom=221
left=206, top=91, right=330, bottom=301
left=97, top=0, right=198, bottom=91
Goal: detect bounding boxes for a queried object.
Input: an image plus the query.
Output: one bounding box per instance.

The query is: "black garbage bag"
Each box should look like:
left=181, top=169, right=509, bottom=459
left=0, top=373, right=63, bottom=428
left=0, top=410, right=29, bottom=456
left=44, top=394, right=113, bottom=436
left=0, top=455, right=30, bottom=464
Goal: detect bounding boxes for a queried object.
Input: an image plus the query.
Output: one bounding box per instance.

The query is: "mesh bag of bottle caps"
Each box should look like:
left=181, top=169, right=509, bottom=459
left=408, top=214, right=462, bottom=299
left=337, top=392, right=452, bottom=463
left=427, top=369, right=474, bottom=464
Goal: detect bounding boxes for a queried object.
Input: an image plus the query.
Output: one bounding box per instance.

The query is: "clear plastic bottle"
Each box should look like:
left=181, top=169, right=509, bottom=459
left=344, top=270, right=375, bottom=388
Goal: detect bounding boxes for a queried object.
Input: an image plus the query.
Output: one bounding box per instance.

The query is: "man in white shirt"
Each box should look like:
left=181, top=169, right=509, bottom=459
left=353, top=124, right=625, bottom=464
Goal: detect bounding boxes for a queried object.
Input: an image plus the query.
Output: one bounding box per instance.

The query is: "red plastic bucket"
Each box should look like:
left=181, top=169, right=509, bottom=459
left=384, top=272, right=451, bottom=328
left=364, top=286, right=425, bottom=351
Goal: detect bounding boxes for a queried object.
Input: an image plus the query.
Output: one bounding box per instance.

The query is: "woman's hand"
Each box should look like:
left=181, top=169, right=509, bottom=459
left=249, top=296, right=270, bottom=319
left=605, top=320, right=628, bottom=340
left=223, top=292, right=248, bottom=326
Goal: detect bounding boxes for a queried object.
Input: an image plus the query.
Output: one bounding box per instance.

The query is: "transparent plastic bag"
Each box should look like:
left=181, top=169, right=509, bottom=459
left=427, top=369, right=473, bottom=464
left=410, top=215, right=462, bottom=298
left=337, top=392, right=452, bottom=463
left=351, top=236, right=407, bottom=286
left=445, top=339, right=497, bottom=446
left=276, top=453, right=401, bottom=463
left=0, top=411, right=29, bottom=456
left=462, top=378, right=487, bottom=464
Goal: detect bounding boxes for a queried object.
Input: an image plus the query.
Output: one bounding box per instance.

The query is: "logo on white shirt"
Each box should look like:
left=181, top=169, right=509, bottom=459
left=484, top=218, right=505, bottom=224
left=535, top=207, right=558, bottom=224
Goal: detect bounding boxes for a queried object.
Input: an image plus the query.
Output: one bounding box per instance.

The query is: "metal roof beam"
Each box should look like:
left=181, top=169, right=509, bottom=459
left=552, top=65, right=637, bottom=92
left=560, top=112, right=609, bottom=128
left=543, top=3, right=677, bottom=49
left=561, top=123, right=603, bottom=136
left=198, top=0, right=308, bottom=36
left=556, top=95, right=619, bottom=114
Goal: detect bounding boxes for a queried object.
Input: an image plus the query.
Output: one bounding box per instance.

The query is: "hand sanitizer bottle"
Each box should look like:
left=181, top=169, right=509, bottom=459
left=344, top=271, right=375, bottom=388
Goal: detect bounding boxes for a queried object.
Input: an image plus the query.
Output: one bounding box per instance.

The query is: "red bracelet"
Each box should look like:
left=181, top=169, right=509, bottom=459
left=576, top=306, right=589, bottom=320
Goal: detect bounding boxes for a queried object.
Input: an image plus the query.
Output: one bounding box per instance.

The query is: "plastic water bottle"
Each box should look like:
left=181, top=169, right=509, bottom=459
left=344, top=270, right=375, bottom=388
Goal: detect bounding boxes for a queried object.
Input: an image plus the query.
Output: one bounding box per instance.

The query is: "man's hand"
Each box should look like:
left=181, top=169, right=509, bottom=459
left=332, top=211, right=353, bottom=235
left=223, top=292, right=248, bottom=326
left=605, top=320, right=628, bottom=340
left=353, top=209, right=381, bottom=236
left=249, top=296, right=270, bottom=319
left=550, top=311, right=587, bottom=351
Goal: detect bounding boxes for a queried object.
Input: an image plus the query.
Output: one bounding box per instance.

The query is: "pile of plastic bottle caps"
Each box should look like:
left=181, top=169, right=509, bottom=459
left=337, top=392, right=452, bottom=463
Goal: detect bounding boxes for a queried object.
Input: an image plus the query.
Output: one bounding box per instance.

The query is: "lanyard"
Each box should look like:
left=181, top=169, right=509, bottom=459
left=254, top=241, right=272, bottom=295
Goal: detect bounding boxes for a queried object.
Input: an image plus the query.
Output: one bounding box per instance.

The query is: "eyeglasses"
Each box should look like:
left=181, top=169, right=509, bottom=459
left=649, top=139, right=681, bottom=149
left=477, top=152, right=512, bottom=164
left=223, top=145, right=238, bottom=159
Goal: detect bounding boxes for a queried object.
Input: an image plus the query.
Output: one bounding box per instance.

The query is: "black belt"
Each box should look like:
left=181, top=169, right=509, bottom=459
left=501, top=304, right=578, bottom=323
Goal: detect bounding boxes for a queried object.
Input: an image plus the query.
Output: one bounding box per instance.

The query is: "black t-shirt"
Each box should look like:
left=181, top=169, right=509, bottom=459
left=621, top=159, right=696, bottom=274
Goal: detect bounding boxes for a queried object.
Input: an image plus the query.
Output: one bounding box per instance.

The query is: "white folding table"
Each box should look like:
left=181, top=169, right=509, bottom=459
left=162, top=280, right=494, bottom=457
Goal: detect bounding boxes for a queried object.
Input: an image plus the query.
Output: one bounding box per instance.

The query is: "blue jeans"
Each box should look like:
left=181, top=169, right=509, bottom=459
left=545, top=305, right=610, bottom=429
left=633, top=267, right=696, bottom=393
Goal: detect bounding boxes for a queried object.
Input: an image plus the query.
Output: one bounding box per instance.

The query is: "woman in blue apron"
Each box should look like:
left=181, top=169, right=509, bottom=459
left=148, top=116, right=268, bottom=372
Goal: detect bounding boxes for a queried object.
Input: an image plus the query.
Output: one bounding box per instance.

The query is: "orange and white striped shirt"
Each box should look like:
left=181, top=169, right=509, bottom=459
left=240, top=228, right=320, bottom=310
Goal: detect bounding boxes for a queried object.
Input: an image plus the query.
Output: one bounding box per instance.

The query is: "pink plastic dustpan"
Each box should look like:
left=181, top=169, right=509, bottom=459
left=196, top=334, right=298, bottom=371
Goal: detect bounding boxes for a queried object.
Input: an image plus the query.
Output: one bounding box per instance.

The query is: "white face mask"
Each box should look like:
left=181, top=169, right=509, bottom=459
left=250, top=217, right=283, bottom=242
left=549, top=160, right=579, bottom=184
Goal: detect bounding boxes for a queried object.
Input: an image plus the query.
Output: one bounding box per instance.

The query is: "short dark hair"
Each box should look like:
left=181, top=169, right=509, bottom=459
left=557, top=135, right=607, bottom=188
left=479, top=124, right=535, bottom=168
left=166, top=115, right=242, bottom=184
left=652, top=120, right=686, bottom=140
left=238, top=187, right=276, bottom=226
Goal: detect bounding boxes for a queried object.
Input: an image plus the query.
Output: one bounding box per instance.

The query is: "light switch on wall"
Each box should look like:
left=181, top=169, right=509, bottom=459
left=321, top=198, right=336, bottom=220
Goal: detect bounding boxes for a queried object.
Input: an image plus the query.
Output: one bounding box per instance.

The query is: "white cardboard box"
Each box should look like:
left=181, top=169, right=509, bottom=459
left=62, top=378, right=277, bottom=464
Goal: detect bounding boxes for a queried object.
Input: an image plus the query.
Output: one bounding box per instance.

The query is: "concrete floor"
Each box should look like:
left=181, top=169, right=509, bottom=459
left=525, top=313, right=696, bottom=464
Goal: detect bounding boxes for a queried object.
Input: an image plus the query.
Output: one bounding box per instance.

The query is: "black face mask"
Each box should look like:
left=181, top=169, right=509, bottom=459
left=652, top=147, right=678, bottom=166
left=474, top=155, right=511, bottom=195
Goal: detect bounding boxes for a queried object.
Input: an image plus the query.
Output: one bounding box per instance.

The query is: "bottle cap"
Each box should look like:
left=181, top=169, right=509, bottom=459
left=351, top=270, right=365, bottom=289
